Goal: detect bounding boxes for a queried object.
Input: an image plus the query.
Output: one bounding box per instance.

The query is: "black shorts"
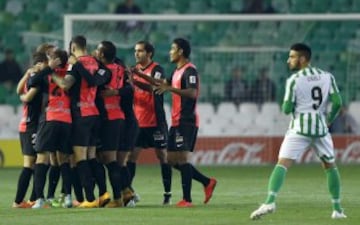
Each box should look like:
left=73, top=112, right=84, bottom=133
left=168, top=124, right=198, bottom=152
left=72, top=116, right=99, bottom=147
left=35, top=121, right=72, bottom=154
left=19, top=129, right=37, bottom=157
left=118, top=118, right=139, bottom=151
left=136, top=125, right=168, bottom=149
left=97, top=119, right=124, bottom=151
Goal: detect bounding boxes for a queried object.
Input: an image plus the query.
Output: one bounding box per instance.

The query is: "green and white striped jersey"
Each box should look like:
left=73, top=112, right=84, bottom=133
left=282, top=66, right=341, bottom=137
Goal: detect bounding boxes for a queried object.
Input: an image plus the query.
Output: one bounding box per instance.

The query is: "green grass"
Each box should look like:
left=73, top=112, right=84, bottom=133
left=1, top=165, right=359, bottom=225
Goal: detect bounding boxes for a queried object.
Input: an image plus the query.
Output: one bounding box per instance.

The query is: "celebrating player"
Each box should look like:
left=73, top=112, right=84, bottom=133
left=129, top=40, right=172, bottom=205
left=154, top=38, right=217, bottom=207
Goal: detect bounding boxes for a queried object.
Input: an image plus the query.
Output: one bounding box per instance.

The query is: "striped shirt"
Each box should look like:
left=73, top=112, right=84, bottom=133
left=283, top=66, right=340, bottom=137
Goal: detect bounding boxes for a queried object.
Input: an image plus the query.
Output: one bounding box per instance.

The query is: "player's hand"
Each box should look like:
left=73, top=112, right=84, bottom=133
left=154, top=78, right=166, bottom=86
left=125, top=67, right=134, bottom=84
left=101, top=88, right=118, bottom=97
left=131, top=67, right=141, bottom=75
left=68, top=55, right=77, bottom=65
left=26, top=67, right=36, bottom=76
left=125, top=66, right=134, bottom=77
left=154, top=81, right=169, bottom=94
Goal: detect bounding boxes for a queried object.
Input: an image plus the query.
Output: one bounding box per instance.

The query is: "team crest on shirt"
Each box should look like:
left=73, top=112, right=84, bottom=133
left=189, top=75, right=196, bottom=84
left=97, top=69, right=105, bottom=76
left=154, top=71, right=162, bottom=79
left=67, top=64, right=73, bottom=71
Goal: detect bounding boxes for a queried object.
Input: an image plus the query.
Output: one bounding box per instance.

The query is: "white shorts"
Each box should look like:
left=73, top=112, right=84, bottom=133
left=278, top=131, right=335, bottom=163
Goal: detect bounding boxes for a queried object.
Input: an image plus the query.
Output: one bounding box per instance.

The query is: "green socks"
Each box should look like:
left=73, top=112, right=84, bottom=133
left=326, top=167, right=342, bottom=212
left=263, top=165, right=342, bottom=212
left=265, top=165, right=287, bottom=204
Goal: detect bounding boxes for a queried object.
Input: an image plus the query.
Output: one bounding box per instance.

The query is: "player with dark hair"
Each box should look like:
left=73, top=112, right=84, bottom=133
left=250, top=43, right=346, bottom=220
left=93, top=41, right=125, bottom=207
left=29, top=49, right=74, bottom=209
left=12, top=52, right=47, bottom=208
left=101, top=58, right=137, bottom=207
left=33, top=43, right=64, bottom=205
left=128, top=40, right=172, bottom=205
left=51, top=35, right=110, bottom=208
left=153, top=38, right=217, bottom=207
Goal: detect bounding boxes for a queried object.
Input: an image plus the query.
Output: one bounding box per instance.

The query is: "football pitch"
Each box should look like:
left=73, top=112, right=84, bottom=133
left=1, top=165, right=359, bottom=225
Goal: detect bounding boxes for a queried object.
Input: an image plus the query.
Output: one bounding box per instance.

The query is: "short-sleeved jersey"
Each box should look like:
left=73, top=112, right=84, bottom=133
left=18, top=75, right=42, bottom=132
left=133, top=62, right=167, bottom=128
left=168, top=62, right=199, bottom=127
left=283, top=66, right=340, bottom=137
left=68, top=55, right=99, bottom=118
left=29, top=66, right=72, bottom=124
left=96, top=62, right=125, bottom=120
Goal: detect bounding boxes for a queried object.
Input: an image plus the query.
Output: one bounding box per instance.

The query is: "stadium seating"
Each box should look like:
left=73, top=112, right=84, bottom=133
left=198, top=102, right=216, bottom=127
left=5, top=0, right=23, bottom=16
left=239, top=103, right=259, bottom=116
left=216, top=102, right=238, bottom=119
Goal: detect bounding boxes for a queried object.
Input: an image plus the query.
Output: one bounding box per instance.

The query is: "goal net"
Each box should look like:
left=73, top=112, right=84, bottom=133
left=16, top=14, right=360, bottom=164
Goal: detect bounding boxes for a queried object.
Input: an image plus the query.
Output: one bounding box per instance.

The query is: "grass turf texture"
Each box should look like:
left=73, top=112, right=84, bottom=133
left=1, top=165, right=359, bottom=225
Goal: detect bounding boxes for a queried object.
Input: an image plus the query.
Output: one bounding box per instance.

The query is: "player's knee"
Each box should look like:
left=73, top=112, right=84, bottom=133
left=155, top=149, right=167, bottom=163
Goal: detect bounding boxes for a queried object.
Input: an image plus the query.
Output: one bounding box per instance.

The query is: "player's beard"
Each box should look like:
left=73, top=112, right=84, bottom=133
left=289, top=61, right=301, bottom=71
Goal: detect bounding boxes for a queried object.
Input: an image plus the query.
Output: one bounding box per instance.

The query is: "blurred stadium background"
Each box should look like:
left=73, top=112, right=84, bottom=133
left=1, top=0, right=360, bottom=166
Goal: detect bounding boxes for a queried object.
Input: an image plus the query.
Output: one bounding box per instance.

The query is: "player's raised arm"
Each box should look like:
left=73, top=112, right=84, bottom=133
left=50, top=55, right=75, bottom=91
left=70, top=57, right=111, bottom=86
left=16, top=68, right=33, bottom=95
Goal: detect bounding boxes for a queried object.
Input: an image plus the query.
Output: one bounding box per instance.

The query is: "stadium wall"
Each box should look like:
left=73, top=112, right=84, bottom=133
left=1, top=137, right=359, bottom=167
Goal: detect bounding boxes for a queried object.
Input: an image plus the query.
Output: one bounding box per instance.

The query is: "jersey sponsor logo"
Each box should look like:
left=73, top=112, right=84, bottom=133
left=175, top=134, right=184, bottom=143
left=97, top=69, right=106, bottom=76
left=153, top=133, right=165, bottom=141
left=189, top=75, right=196, bottom=84
left=307, top=75, right=321, bottom=82
left=154, top=71, right=162, bottom=79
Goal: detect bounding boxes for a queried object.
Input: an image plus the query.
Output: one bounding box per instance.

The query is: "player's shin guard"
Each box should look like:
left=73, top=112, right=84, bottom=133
left=34, top=163, right=48, bottom=199
left=60, top=163, right=72, bottom=195
left=126, top=161, right=136, bottom=186
left=106, top=161, right=122, bottom=200
left=14, top=167, right=33, bottom=203
left=77, top=160, right=96, bottom=202
left=190, top=164, right=210, bottom=187
left=326, top=167, right=342, bottom=212
left=47, top=165, right=60, bottom=199
left=89, top=159, right=107, bottom=196
left=178, top=163, right=192, bottom=202
left=120, top=166, right=131, bottom=190
left=71, top=166, right=84, bottom=202
left=265, top=164, right=287, bottom=204
left=161, top=163, right=172, bottom=193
